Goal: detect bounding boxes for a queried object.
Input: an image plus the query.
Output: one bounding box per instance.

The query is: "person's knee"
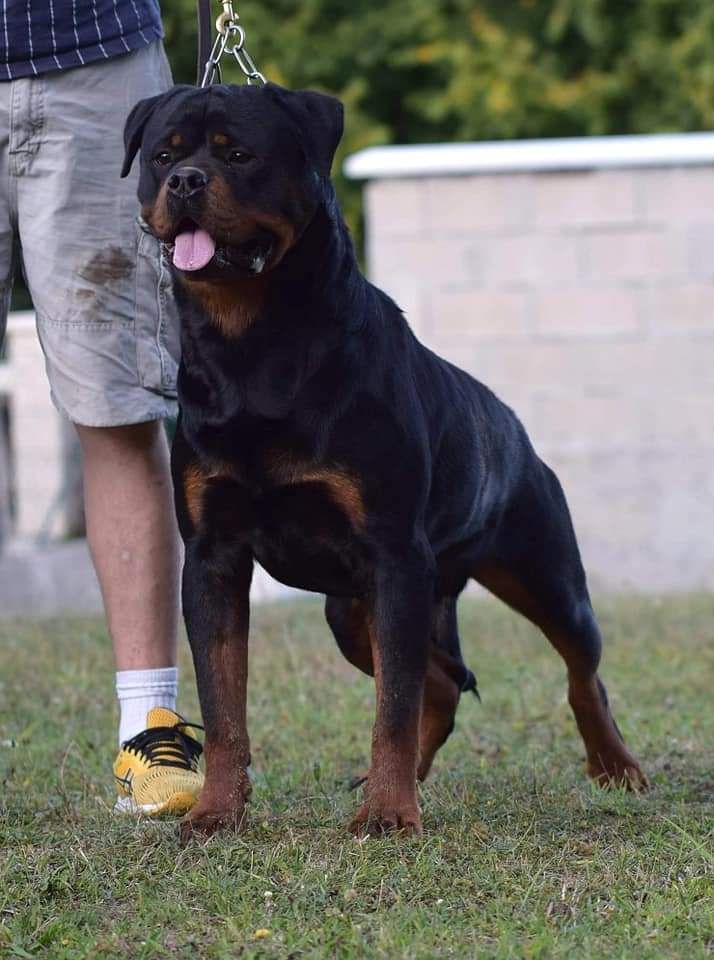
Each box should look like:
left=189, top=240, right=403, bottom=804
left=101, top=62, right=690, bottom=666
left=74, top=419, right=166, bottom=457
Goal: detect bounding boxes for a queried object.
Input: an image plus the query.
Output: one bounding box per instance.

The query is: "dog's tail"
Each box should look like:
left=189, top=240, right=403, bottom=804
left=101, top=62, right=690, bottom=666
left=433, top=598, right=481, bottom=701
left=462, top=668, right=480, bottom=700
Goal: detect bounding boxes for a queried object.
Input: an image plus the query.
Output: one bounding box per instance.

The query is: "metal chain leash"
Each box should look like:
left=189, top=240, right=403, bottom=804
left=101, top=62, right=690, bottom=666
left=200, top=1, right=266, bottom=88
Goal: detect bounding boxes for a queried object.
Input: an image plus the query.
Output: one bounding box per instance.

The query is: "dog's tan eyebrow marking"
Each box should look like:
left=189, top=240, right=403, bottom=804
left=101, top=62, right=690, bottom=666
left=170, top=133, right=182, bottom=147
left=213, top=133, right=229, bottom=146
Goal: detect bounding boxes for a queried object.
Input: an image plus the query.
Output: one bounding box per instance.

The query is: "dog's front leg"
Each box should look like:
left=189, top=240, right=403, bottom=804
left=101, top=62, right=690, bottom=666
left=179, top=540, right=253, bottom=843
left=349, top=550, right=433, bottom=836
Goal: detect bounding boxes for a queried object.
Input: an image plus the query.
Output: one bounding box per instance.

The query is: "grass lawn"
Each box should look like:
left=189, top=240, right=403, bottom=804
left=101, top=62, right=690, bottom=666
left=1, top=594, right=712, bottom=959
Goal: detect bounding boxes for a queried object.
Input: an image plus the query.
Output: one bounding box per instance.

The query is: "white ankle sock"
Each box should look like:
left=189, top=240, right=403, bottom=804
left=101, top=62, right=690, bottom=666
left=115, top=667, right=178, bottom=745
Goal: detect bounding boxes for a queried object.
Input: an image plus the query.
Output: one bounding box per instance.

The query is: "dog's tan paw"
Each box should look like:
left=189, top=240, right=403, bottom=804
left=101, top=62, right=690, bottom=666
left=179, top=803, right=247, bottom=844
left=587, top=750, right=650, bottom=792
left=348, top=798, right=422, bottom=837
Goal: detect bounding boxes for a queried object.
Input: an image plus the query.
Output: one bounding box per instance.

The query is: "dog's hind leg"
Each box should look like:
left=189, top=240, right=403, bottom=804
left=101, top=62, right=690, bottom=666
left=325, top=596, right=375, bottom=785
left=325, top=594, right=476, bottom=785
left=325, top=596, right=374, bottom=676
left=417, top=598, right=477, bottom=781
left=327, top=549, right=434, bottom=836
left=325, top=595, right=376, bottom=790
left=473, top=464, right=648, bottom=791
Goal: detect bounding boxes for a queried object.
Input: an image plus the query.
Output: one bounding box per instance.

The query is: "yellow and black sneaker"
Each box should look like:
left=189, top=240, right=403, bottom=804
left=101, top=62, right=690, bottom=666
left=113, top=707, right=204, bottom=816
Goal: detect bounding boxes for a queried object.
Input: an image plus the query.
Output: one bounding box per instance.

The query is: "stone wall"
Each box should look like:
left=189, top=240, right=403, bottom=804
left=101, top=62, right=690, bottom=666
left=0, top=312, right=67, bottom=541
left=346, top=135, right=714, bottom=592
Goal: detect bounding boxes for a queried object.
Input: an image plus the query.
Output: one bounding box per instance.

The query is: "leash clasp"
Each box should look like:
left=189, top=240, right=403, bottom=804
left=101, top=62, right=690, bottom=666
left=215, top=2, right=237, bottom=36
left=201, top=1, right=266, bottom=88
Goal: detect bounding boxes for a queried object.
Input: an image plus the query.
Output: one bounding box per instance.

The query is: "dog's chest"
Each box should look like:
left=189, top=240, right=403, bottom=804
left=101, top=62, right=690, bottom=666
left=186, top=450, right=370, bottom=596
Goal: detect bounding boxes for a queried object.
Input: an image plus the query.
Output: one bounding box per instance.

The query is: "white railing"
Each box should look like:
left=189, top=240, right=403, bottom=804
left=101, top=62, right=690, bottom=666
left=345, top=130, right=714, bottom=178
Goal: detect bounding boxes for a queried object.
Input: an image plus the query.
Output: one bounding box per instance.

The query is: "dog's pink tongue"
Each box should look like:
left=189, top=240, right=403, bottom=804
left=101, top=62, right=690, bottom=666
left=173, top=228, right=215, bottom=271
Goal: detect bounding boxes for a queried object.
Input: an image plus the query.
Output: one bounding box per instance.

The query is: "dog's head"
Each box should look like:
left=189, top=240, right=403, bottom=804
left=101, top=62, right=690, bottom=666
left=122, top=83, right=343, bottom=281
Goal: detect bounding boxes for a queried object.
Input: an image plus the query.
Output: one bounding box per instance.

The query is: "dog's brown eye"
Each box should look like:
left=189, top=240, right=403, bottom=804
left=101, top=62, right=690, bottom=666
left=228, top=150, right=253, bottom=165
left=153, top=151, right=172, bottom=167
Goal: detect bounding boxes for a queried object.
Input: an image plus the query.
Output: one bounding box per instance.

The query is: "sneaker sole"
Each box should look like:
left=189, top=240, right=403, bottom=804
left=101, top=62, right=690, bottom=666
left=114, top=791, right=198, bottom=817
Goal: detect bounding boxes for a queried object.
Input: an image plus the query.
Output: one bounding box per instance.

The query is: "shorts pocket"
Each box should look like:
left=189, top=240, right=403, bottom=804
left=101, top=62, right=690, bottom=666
left=134, top=217, right=180, bottom=397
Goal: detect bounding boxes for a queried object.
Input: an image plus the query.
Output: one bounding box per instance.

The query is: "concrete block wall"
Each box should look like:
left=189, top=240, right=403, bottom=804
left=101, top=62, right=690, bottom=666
left=346, top=135, right=714, bottom=592
left=1, top=312, right=67, bottom=540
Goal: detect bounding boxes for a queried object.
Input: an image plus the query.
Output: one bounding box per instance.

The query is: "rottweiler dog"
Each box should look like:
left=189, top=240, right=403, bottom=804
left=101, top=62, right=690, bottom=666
left=122, top=82, right=647, bottom=841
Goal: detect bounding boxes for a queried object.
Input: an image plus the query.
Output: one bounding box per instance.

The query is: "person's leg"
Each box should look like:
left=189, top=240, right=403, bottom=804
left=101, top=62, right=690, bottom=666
left=76, top=420, right=182, bottom=746
left=0, top=81, right=15, bottom=545
left=15, top=43, right=203, bottom=814
left=76, top=420, right=179, bottom=671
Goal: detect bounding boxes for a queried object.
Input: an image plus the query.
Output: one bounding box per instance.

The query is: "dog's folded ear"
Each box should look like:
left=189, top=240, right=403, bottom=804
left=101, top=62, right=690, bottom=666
left=121, top=94, right=165, bottom=178
left=267, top=85, right=344, bottom=178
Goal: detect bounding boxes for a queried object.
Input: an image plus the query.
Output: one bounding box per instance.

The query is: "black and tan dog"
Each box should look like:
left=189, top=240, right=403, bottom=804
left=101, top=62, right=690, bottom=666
left=122, top=82, right=647, bottom=841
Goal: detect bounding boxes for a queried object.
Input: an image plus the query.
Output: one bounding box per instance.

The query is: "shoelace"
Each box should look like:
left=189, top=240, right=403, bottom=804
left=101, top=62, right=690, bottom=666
left=122, top=722, right=204, bottom=771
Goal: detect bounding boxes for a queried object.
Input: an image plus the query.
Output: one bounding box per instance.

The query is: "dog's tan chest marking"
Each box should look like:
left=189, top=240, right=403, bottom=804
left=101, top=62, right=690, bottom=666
left=183, top=462, right=239, bottom=529
left=184, top=457, right=367, bottom=533
left=180, top=276, right=267, bottom=338
left=183, top=464, right=209, bottom=529
left=265, top=455, right=367, bottom=530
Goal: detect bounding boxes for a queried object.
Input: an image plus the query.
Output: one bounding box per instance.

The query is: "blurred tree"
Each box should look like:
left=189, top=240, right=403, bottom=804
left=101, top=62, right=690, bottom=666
left=162, top=0, right=714, bottom=240
left=10, top=0, right=714, bottom=298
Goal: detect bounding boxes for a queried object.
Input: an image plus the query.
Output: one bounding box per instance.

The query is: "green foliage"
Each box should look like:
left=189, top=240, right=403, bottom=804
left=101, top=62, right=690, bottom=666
left=10, top=2, right=714, bottom=306
left=162, top=0, right=714, bottom=239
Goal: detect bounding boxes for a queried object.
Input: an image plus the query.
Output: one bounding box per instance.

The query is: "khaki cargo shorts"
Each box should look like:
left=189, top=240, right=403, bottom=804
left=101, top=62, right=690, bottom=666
left=0, top=42, right=179, bottom=427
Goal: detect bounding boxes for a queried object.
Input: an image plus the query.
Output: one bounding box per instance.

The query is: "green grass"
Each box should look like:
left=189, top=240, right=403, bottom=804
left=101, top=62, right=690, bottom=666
left=1, top=595, right=713, bottom=959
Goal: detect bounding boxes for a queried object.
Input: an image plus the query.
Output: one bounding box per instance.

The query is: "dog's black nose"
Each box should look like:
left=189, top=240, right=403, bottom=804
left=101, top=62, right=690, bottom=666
left=166, top=166, right=208, bottom=199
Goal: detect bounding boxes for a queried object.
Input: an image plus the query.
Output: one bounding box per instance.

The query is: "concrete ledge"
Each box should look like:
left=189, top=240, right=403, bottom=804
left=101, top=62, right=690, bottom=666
left=345, top=131, right=714, bottom=179
left=0, top=539, right=301, bottom=619
left=0, top=540, right=103, bottom=618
